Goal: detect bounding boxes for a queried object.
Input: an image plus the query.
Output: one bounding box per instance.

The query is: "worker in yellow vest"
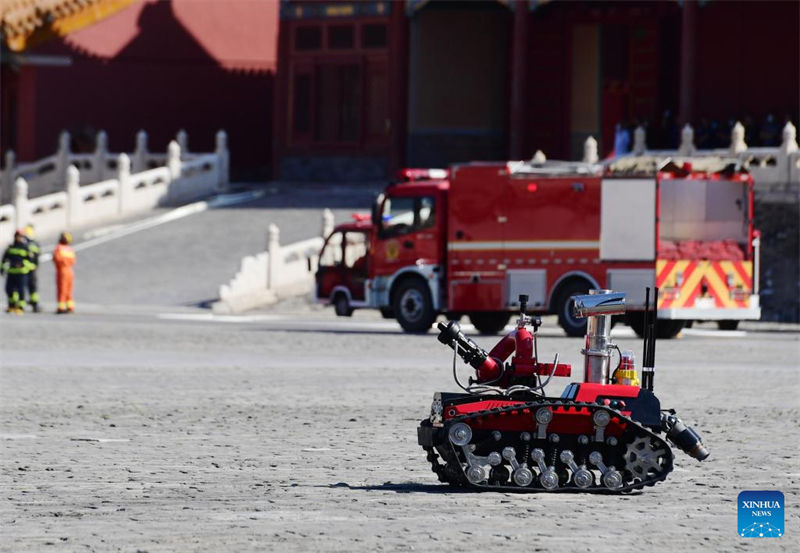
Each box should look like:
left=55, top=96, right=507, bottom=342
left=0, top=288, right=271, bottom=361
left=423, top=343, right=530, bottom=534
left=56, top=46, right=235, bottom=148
left=1, top=229, right=35, bottom=314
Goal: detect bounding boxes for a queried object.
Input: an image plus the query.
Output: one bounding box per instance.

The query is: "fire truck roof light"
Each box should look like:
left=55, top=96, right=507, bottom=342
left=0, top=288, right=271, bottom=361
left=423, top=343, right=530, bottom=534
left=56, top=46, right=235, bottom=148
left=398, top=168, right=449, bottom=182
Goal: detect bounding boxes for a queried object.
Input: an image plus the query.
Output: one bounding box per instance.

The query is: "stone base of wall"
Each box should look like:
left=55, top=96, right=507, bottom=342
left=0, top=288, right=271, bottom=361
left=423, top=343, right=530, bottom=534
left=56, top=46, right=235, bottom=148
left=407, top=131, right=506, bottom=168
left=279, top=156, right=388, bottom=182
left=755, top=190, right=800, bottom=322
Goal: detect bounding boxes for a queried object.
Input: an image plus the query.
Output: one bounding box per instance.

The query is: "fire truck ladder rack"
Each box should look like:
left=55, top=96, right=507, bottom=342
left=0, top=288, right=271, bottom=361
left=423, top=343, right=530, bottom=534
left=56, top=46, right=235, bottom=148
left=507, top=160, right=602, bottom=177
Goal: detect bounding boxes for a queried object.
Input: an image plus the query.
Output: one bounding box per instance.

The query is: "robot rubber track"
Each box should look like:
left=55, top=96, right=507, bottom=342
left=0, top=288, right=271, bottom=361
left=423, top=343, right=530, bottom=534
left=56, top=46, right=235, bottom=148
left=418, top=398, right=675, bottom=493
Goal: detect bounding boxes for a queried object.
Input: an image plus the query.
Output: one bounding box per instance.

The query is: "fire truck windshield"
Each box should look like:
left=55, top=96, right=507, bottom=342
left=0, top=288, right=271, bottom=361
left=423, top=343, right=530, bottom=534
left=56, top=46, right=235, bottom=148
left=379, top=196, right=435, bottom=237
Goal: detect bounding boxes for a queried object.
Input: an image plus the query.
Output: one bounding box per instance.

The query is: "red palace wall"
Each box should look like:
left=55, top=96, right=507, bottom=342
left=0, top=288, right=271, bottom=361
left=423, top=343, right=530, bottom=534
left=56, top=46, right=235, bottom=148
left=18, top=0, right=278, bottom=179
left=693, top=1, right=799, bottom=123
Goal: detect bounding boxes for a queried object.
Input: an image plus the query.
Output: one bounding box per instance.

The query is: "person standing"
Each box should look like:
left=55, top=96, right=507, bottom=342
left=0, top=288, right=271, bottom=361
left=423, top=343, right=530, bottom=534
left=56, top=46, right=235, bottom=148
left=24, top=224, right=41, bottom=312
left=1, top=230, right=34, bottom=314
left=53, top=232, right=76, bottom=314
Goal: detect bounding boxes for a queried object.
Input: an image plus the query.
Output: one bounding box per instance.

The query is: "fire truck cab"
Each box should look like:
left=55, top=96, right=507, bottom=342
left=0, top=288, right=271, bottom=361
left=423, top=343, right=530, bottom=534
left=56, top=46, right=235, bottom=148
left=315, top=159, right=760, bottom=337
left=316, top=217, right=373, bottom=317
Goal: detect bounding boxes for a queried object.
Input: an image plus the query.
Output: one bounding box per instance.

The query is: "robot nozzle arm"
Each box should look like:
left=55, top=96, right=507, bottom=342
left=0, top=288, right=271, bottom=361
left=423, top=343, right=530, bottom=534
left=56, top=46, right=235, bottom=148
left=437, top=321, right=488, bottom=369
left=661, top=413, right=710, bottom=461
left=437, top=321, right=501, bottom=381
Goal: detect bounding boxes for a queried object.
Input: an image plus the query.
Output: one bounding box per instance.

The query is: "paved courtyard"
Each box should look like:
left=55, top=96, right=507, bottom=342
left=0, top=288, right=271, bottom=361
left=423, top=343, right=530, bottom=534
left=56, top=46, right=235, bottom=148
left=2, top=302, right=798, bottom=552
left=2, top=190, right=798, bottom=551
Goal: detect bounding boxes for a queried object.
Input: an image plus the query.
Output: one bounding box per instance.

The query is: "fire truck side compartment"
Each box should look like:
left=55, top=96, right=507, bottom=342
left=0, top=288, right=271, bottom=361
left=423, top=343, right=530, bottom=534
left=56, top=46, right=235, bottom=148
left=599, top=178, right=656, bottom=261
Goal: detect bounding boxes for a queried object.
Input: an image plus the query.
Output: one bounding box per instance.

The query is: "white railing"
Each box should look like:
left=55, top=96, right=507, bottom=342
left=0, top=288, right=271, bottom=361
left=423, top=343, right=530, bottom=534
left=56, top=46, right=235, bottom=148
left=1, top=128, right=230, bottom=203
left=168, top=153, right=222, bottom=204
left=0, top=130, right=230, bottom=250
left=600, top=121, right=800, bottom=192
left=213, top=210, right=334, bottom=314
left=0, top=203, right=16, bottom=246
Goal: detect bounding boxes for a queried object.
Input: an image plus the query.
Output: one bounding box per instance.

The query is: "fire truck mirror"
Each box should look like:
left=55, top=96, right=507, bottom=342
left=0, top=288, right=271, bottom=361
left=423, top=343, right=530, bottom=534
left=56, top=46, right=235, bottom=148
left=371, top=193, right=384, bottom=227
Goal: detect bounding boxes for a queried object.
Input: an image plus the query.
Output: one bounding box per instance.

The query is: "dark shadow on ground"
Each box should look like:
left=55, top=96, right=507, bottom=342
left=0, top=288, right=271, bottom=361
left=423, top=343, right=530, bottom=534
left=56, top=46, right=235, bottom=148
left=327, top=482, right=469, bottom=494
left=210, top=183, right=383, bottom=211
left=240, top=326, right=410, bottom=337
left=187, top=298, right=218, bottom=309
left=325, top=482, right=645, bottom=496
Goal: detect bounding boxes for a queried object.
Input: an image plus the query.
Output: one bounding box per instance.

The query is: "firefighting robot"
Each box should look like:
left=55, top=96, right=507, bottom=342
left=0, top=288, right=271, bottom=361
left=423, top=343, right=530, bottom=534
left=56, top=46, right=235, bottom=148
left=418, top=289, right=708, bottom=492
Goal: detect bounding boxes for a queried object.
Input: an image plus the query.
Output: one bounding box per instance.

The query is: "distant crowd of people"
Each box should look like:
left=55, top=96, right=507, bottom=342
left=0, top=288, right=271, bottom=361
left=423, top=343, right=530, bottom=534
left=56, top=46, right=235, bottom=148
left=614, top=111, right=794, bottom=154
left=1, top=226, right=76, bottom=315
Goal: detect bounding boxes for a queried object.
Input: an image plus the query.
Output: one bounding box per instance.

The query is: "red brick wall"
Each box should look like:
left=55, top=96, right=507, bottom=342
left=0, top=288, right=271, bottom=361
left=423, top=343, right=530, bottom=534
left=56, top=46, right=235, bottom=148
left=20, top=0, right=278, bottom=179
left=694, top=1, right=799, bottom=123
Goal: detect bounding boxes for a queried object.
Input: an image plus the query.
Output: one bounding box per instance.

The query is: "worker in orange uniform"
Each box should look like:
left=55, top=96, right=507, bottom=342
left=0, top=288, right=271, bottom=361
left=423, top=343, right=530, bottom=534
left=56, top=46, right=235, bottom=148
left=53, top=232, right=76, bottom=314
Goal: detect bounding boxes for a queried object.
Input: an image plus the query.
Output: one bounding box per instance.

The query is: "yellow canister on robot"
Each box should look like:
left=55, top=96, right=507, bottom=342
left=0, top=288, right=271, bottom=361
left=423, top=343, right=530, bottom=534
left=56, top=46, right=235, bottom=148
left=616, top=350, right=641, bottom=387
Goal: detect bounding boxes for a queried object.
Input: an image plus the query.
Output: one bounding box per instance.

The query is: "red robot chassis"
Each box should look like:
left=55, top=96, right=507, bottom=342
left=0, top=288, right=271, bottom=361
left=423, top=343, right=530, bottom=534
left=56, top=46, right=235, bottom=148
left=417, top=289, right=708, bottom=493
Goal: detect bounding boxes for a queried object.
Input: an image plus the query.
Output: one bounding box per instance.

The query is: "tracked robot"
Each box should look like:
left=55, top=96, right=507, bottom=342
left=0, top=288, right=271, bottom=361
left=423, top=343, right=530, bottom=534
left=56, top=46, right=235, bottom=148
left=417, top=289, right=708, bottom=493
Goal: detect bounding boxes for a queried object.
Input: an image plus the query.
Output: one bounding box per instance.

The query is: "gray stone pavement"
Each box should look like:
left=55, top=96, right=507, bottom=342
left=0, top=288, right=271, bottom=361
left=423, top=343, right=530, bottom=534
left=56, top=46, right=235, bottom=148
left=2, top=304, right=799, bottom=552
left=4, top=186, right=799, bottom=551
left=30, top=183, right=382, bottom=309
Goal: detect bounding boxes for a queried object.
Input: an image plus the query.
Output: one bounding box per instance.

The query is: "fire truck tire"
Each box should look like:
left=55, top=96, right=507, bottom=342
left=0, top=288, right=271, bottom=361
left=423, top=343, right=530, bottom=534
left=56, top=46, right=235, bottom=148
left=626, top=314, right=685, bottom=339
left=656, top=320, right=686, bottom=339
left=333, top=294, right=353, bottom=317
left=393, top=279, right=436, bottom=333
left=379, top=307, right=395, bottom=319
left=717, top=320, right=739, bottom=331
left=555, top=281, right=591, bottom=337
left=469, top=312, right=511, bottom=335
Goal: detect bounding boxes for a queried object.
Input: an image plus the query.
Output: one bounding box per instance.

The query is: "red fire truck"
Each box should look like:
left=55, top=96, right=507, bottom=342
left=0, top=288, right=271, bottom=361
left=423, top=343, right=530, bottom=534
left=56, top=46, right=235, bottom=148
left=315, top=159, right=760, bottom=337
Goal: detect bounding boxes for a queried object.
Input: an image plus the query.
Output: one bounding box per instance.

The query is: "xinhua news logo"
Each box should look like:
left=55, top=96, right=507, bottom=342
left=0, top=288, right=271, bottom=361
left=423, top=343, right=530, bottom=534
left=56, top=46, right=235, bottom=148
left=738, top=491, right=784, bottom=538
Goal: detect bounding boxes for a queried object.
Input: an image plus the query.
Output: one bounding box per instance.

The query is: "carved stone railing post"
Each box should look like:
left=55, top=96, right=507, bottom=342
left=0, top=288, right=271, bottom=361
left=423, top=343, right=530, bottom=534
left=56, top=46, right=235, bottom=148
left=132, top=130, right=148, bottom=173
left=777, top=121, right=799, bottom=184
left=56, top=130, right=71, bottom=188
left=13, top=177, right=29, bottom=229
left=633, top=126, right=647, bottom=155
left=267, top=223, right=280, bottom=289
left=322, top=208, right=334, bottom=239
left=176, top=129, right=188, bottom=156
left=167, top=140, right=182, bottom=180
left=66, top=165, right=81, bottom=227
left=678, top=124, right=696, bottom=156
left=94, top=130, right=108, bottom=182
left=583, top=136, right=598, bottom=164
left=730, top=121, right=747, bottom=155
left=215, top=129, right=229, bottom=190
left=117, top=153, right=131, bottom=215
left=779, top=121, right=798, bottom=155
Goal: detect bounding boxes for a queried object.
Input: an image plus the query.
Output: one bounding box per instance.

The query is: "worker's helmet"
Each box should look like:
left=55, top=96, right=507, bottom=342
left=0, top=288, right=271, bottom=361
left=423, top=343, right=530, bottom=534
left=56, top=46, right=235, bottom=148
left=24, top=224, right=35, bottom=239
left=59, top=231, right=73, bottom=245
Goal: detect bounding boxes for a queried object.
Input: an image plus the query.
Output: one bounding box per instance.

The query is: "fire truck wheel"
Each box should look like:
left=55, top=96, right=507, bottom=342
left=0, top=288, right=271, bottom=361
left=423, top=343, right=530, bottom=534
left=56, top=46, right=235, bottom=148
left=333, top=294, right=353, bottom=317
left=555, top=281, right=590, bottom=337
left=717, top=320, right=739, bottom=331
left=627, top=314, right=685, bottom=339
left=379, top=307, right=395, bottom=319
left=469, top=313, right=511, bottom=335
left=627, top=313, right=646, bottom=337
left=656, top=320, right=686, bottom=339
left=393, top=279, right=435, bottom=333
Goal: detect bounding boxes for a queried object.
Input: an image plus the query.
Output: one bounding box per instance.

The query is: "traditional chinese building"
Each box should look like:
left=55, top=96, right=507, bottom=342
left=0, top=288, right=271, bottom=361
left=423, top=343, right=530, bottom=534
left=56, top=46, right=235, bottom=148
left=1, top=0, right=279, bottom=179
left=273, top=0, right=799, bottom=180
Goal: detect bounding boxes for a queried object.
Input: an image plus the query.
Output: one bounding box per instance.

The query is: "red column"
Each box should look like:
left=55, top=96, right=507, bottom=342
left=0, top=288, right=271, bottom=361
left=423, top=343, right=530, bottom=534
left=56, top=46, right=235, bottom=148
left=16, top=66, right=37, bottom=160
left=388, top=5, right=409, bottom=174
left=272, top=18, right=291, bottom=180
left=509, top=0, right=528, bottom=160
left=678, top=0, right=697, bottom=126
